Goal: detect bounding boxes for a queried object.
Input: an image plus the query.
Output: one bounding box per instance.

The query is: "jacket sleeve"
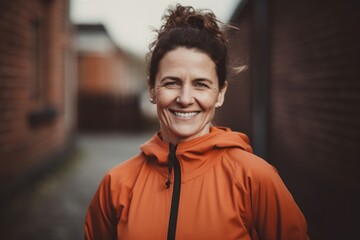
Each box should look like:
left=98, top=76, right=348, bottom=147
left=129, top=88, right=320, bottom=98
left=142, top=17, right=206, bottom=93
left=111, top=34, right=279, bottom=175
left=249, top=164, right=309, bottom=240
left=84, top=174, right=119, bottom=240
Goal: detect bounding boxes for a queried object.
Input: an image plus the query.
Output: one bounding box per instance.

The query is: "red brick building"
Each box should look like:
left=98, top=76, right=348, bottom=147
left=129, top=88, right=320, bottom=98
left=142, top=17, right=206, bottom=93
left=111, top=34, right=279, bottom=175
left=216, top=0, right=360, bottom=239
left=0, top=0, right=76, bottom=196
left=75, top=24, right=146, bottom=132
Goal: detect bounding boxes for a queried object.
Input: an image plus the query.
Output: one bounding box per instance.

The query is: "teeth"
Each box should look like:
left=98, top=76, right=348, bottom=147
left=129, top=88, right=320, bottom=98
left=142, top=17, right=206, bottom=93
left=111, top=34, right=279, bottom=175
left=173, top=111, right=198, bottom=118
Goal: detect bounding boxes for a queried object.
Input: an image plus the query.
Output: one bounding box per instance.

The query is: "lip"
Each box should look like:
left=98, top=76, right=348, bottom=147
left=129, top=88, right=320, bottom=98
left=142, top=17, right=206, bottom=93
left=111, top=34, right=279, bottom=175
left=170, top=110, right=200, bottom=119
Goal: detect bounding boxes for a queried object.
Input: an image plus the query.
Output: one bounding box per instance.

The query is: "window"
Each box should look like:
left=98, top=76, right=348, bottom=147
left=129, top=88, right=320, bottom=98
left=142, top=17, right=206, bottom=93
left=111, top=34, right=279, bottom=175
left=29, top=19, right=45, bottom=102
left=27, top=19, right=58, bottom=128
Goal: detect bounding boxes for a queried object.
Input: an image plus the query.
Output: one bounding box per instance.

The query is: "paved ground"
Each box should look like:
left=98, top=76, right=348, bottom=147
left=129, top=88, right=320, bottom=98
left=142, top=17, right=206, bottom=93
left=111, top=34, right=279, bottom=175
left=0, top=131, right=153, bottom=240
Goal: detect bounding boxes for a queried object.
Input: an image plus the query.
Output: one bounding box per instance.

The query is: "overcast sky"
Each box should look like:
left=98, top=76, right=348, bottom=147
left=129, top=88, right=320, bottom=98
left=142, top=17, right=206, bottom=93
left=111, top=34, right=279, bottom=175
left=70, top=0, right=241, bottom=57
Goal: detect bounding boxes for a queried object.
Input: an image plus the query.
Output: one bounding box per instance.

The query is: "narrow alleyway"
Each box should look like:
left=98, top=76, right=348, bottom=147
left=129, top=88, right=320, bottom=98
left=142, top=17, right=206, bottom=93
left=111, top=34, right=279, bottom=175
left=0, top=132, right=153, bottom=240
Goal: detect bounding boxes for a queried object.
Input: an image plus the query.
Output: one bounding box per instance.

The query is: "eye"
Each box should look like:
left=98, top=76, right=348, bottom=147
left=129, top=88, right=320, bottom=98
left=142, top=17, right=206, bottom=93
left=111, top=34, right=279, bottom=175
left=163, top=80, right=180, bottom=88
left=194, top=81, right=210, bottom=88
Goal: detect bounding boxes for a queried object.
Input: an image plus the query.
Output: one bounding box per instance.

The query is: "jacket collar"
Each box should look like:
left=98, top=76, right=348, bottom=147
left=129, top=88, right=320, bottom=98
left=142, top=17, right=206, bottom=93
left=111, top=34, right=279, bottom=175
left=140, top=126, right=252, bottom=182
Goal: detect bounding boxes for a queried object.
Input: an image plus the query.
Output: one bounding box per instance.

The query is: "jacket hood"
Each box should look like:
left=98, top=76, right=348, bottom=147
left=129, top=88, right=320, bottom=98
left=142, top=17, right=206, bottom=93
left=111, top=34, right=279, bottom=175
left=140, top=126, right=252, bottom=182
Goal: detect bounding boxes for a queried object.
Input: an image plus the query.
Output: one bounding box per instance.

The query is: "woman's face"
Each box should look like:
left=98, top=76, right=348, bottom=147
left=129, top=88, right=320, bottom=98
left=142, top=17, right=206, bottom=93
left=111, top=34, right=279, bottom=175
left=150, top=47, right=227, bottom=143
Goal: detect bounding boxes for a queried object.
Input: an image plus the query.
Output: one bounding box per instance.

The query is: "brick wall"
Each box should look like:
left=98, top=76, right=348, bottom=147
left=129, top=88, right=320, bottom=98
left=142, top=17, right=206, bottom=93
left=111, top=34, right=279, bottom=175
left=0, top=0, right=75, bottom=195
left=227, top=0, right=360, bottom=238
left=269, top=1, right=360, bottom=239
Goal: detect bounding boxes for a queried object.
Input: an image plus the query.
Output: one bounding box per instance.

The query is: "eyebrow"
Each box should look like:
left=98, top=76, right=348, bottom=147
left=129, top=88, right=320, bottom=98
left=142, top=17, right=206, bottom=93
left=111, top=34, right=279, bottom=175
left=160, top=76, right=180, bottom=83
left=160, top=76, right=214, bottom=84
left=193, top=78, right=214, bottom=84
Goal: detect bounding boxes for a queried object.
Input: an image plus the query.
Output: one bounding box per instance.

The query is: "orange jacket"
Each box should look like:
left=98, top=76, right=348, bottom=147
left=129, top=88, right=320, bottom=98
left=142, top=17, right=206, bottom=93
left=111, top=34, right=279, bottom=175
left=84, top=126, right=309, bottom=239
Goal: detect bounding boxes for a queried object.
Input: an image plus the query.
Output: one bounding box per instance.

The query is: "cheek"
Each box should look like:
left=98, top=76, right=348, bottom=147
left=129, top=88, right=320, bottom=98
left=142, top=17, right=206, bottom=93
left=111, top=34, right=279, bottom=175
left=155, top=88, right=175, bottom=107
left=197, top=91, right=220, bottom=108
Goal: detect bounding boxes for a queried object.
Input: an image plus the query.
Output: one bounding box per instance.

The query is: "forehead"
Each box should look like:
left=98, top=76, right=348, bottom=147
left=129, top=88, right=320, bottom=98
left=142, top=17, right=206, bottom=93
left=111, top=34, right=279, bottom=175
left=157, top=47, right=217, bottom=77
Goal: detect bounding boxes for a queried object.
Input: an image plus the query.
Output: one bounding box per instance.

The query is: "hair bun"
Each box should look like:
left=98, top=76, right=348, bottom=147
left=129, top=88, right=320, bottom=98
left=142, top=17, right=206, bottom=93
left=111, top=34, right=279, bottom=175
left=159, top=4, right=226, bottom=44
left=186, top=15, right=205, bottom=29
left=164, top=5, right=206, bottom=29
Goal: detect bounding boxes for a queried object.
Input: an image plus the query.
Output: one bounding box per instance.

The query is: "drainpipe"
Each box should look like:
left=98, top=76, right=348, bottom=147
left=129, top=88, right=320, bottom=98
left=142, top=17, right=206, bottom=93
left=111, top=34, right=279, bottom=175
left=252, top=0, right=269, bottom=159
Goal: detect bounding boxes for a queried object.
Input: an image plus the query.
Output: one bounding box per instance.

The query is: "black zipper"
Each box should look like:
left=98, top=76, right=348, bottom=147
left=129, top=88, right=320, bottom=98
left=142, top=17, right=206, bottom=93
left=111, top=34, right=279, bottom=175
left=167, top=144, right=181, bottom=240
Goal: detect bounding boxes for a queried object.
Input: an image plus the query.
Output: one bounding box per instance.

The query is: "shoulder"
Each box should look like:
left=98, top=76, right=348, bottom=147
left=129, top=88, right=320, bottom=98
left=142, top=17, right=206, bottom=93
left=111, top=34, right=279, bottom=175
left=102, top=153, right=146, bottom=188
left=223, top=148, right=281, bottom=187
left=225, top=148, right=276, bottom=174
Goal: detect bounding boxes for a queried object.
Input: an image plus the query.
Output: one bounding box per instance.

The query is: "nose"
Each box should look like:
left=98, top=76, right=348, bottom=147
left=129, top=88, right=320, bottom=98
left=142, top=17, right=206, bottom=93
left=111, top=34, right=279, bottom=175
left=176, top=85, right=194, bottom=106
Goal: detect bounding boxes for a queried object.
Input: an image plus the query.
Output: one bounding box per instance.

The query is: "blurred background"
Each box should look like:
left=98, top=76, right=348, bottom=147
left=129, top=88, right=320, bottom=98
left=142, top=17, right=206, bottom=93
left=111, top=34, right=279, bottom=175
left=0, top=0, right=359, bottom=239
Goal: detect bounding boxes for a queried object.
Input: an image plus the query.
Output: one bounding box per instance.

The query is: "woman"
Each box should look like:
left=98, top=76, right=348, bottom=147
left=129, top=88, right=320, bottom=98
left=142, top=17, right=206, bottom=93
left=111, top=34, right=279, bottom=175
left=84, top=4, right=309, bottom=240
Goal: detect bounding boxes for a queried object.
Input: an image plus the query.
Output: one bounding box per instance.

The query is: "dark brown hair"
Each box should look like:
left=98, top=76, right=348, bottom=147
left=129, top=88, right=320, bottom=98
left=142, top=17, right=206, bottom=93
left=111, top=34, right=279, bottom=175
left=147, top=4, right=228, bottom=89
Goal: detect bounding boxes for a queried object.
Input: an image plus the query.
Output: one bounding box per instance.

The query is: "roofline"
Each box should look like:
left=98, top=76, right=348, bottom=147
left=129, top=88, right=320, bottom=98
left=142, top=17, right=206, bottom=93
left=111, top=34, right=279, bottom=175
left=229, top=0, right=250, bottom=23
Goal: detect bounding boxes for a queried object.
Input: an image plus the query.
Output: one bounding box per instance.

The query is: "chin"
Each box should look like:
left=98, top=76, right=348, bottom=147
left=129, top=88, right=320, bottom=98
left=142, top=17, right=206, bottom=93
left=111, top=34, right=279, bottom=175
left=170, top=125, right=208, bottom=141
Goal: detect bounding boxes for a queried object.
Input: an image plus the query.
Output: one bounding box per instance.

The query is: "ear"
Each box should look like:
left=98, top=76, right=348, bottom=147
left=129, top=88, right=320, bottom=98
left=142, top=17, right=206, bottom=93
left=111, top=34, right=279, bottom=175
left=215, top=81, right=228, bottom=108
left=147, top=76, right=156, bottom=104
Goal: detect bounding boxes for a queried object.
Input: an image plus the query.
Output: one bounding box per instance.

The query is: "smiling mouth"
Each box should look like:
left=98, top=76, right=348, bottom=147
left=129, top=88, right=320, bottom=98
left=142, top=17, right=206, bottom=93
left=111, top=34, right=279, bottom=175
left=171, top=111, right=200, bottom=118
